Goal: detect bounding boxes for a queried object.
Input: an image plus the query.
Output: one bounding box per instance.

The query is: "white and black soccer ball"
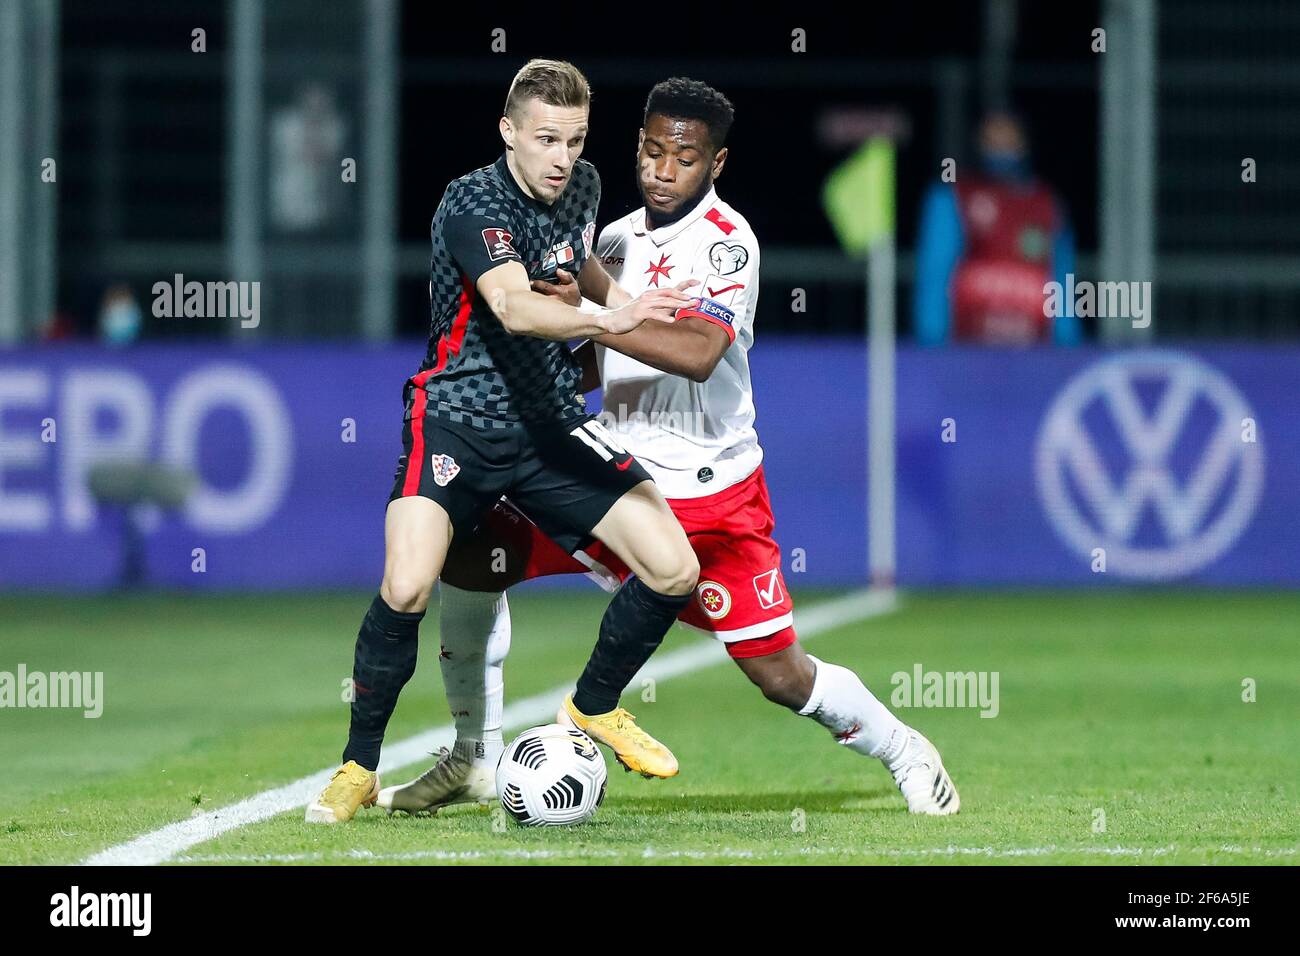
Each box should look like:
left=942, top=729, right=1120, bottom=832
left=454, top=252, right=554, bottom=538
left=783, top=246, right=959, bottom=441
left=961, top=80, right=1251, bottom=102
left=496, top=723, right=608, bottom=827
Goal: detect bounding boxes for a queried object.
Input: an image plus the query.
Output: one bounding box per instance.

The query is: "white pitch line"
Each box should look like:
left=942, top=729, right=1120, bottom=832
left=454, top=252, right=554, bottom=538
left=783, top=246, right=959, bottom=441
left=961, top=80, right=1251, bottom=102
left=84, top=588, right=899, bottom=866
left=172, top=844, right=1300, bottom=865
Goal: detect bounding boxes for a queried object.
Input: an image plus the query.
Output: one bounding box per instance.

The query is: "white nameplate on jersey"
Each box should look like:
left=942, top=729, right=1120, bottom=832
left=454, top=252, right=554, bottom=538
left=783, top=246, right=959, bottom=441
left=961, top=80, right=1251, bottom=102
left=701, top=273, right=746, bottom=306
left=430, top=453, right=461, bottom=486
left=482, top=228, right=516, bottom=262
left=708, top=241, right=748, bottom=275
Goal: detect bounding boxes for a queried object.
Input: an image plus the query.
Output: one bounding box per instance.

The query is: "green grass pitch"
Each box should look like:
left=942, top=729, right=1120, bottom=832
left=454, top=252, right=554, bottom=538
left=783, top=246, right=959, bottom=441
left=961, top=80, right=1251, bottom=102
left=1, top=589, right=1296, bottom=865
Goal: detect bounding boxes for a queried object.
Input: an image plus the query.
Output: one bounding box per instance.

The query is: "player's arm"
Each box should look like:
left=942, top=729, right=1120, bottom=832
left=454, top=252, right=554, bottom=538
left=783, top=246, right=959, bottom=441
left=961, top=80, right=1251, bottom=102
left=535, top=273, right=727, bottom=384
left=594, top=308, right=731, bottom=384
left=599, top=229, right=759, bottom=383
left=478, top=260, right=684, bottom=339
left=529, top=271, right=604, bottom=389
left=568, top=320, right=726, bottom=388
left=443, top=213, right=686, bottom=339
left=571, top=339, right=601, bottom=391
left=576, top=254, right=633, bottom=308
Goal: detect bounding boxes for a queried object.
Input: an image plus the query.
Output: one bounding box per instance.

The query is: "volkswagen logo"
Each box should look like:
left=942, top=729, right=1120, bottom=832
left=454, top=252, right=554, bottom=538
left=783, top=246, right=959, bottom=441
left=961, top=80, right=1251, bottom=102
left=1035, top=352, right=1264, bottom=579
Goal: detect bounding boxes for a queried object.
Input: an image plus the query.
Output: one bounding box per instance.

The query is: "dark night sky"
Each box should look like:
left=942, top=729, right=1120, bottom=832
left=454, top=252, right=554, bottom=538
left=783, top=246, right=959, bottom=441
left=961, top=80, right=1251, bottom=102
left=56, top=3, right=1101, bottom=336
left=396, top=8, right=1101, bottom=252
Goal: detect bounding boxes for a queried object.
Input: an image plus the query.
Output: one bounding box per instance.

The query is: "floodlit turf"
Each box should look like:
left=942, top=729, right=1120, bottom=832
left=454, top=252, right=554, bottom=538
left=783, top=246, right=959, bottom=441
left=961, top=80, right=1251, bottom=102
left=1, top=590, right=1297, bottom=865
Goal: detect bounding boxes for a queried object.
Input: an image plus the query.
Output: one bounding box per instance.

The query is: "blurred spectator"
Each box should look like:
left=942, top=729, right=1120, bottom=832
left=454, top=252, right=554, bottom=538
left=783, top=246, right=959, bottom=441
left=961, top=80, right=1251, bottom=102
left=913, top=110, right=1079, bottom=346
left=98, top=283, right=142, bottom=346
left=38, top=311, right=76, bottom=341
left=269, top=83, right=346, bottom=233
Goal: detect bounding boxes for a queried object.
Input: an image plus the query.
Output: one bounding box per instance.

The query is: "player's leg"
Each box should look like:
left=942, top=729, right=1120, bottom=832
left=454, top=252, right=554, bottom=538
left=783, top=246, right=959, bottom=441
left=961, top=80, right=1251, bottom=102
left=378, top=499, right=595, bottom=814
left=544, top=480, right=696, bottom=777
left=545, top=480, right=695, bottom=777
left=677, top=464, right=956, bottom=814
left=417, top=501, right=534, bottom=807
left=305, top=496, right=453, bottom=824
left=357, top=495, right=453, bottom=755
left=307, top=410, right=503, bottom=824
left=374, top=585, right=506, bottom=815
left=731, top=637, right=959, bottom=814
left=513, top=418, right=698, bottom=778
left=569, top=477, right=698, bottom=701
left=587, top=478, right=698, bottom=597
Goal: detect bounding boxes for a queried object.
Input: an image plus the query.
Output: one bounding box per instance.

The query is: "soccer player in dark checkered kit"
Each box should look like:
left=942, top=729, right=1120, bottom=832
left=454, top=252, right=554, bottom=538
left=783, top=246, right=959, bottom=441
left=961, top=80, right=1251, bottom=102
left=308, top=60, right=701, bottom=823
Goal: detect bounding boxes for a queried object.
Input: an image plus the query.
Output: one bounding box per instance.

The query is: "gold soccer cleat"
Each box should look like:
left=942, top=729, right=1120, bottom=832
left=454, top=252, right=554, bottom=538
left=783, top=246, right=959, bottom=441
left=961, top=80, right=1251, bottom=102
left=304, top=760, right=380, bottom=824
left=558, top=693, right=678, bottom=779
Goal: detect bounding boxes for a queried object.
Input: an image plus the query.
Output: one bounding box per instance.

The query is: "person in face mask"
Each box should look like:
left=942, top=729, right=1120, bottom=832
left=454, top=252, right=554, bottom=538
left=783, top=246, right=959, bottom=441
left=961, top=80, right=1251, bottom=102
left=978, top=111, right=1031, bottom=179
left=98, top=283, right=143, bottom=346
left=913, top=110, right=1080, bottom=346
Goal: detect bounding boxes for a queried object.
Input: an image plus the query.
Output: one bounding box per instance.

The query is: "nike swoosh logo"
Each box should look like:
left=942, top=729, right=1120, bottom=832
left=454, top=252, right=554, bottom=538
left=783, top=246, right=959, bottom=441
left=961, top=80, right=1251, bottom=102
left=614, top=457, right=635, bottom=471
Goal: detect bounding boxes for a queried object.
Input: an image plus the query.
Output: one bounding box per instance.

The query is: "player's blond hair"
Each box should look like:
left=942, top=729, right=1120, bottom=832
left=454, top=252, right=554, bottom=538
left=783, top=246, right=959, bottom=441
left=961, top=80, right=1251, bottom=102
left=504, top=59, right=591, bottom=120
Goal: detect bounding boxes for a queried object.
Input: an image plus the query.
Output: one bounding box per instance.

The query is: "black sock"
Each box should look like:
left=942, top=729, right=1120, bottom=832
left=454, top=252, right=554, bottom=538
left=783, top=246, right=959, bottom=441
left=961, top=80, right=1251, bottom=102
left=342, top=594, right=424, bottom=771
left=573, top=577, right=690, bottom=716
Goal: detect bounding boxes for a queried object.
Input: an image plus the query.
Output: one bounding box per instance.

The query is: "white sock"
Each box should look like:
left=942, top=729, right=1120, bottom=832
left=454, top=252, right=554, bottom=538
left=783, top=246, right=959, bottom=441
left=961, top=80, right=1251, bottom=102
left=798, top=654, right=910, bottom=764
left=437, top=583, right=510, bottom=765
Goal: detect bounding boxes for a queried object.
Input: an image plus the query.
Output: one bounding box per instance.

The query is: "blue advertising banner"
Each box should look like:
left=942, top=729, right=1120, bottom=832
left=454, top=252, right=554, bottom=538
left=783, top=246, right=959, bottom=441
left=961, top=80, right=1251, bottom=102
left=0, top=342, right=1294, bottom=589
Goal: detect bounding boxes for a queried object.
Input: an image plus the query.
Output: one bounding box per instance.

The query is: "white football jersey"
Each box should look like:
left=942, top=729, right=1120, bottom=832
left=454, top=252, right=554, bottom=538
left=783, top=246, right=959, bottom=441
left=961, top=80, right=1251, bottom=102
left=594, top=187, right=762, bottom=498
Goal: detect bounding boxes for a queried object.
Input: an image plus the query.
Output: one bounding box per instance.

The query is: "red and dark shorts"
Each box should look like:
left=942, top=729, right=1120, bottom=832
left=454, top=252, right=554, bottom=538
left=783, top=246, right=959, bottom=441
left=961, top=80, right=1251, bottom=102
left=390, top=403, right=651, bottom=550
left=452, top=465, right=796, bottom=659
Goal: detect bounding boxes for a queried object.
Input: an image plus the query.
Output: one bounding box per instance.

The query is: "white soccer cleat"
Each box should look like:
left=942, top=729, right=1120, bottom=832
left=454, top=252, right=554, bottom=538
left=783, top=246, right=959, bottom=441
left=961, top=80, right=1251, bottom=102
left=376, top=746, right=497, bottom=815
left=887, top=730, right=960, bottom=815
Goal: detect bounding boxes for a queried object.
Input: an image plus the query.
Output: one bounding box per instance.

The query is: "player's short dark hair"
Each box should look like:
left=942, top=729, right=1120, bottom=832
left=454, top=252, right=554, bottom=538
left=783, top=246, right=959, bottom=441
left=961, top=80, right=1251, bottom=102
left=505, top=59, right=591, bottom=120
left=644, top=77, right=735, bottom=152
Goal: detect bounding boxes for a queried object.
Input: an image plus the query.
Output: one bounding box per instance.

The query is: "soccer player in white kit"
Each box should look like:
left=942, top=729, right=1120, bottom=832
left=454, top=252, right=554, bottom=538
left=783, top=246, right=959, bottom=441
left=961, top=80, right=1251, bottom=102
left=379, top=78, right=960, bottom=816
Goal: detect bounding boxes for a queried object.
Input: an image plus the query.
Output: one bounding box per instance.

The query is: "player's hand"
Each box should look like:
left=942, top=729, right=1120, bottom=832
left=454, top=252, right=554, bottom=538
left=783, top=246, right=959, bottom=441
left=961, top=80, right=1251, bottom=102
left=601, top=285, right=696, bottom=334
left=657, top=279, right=701, bottom=323
left=530, top=269, right=581, bottom=308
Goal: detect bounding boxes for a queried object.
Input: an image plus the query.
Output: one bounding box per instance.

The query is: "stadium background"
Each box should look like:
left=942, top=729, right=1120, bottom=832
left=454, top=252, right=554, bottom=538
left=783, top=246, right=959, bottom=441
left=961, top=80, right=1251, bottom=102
left=4, top=0, right=1297, bottom=590
left=1, top=1, right=1298, bottom=868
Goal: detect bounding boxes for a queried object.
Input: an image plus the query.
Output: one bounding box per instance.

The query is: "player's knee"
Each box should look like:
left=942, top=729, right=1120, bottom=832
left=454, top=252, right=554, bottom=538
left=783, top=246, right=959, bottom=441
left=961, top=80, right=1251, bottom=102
left=753, top=665, right=809, bottom=710
left=380, top=573, right=434, bottom=614
left=645, top=548, right=699, bottom=597
left=742, top=648, right=815, bottom=710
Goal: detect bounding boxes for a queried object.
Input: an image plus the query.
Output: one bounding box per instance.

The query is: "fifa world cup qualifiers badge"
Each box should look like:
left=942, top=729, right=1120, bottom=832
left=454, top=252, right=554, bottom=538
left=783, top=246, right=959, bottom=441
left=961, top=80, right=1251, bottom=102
left=482, top=228, right=516, bottom=261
